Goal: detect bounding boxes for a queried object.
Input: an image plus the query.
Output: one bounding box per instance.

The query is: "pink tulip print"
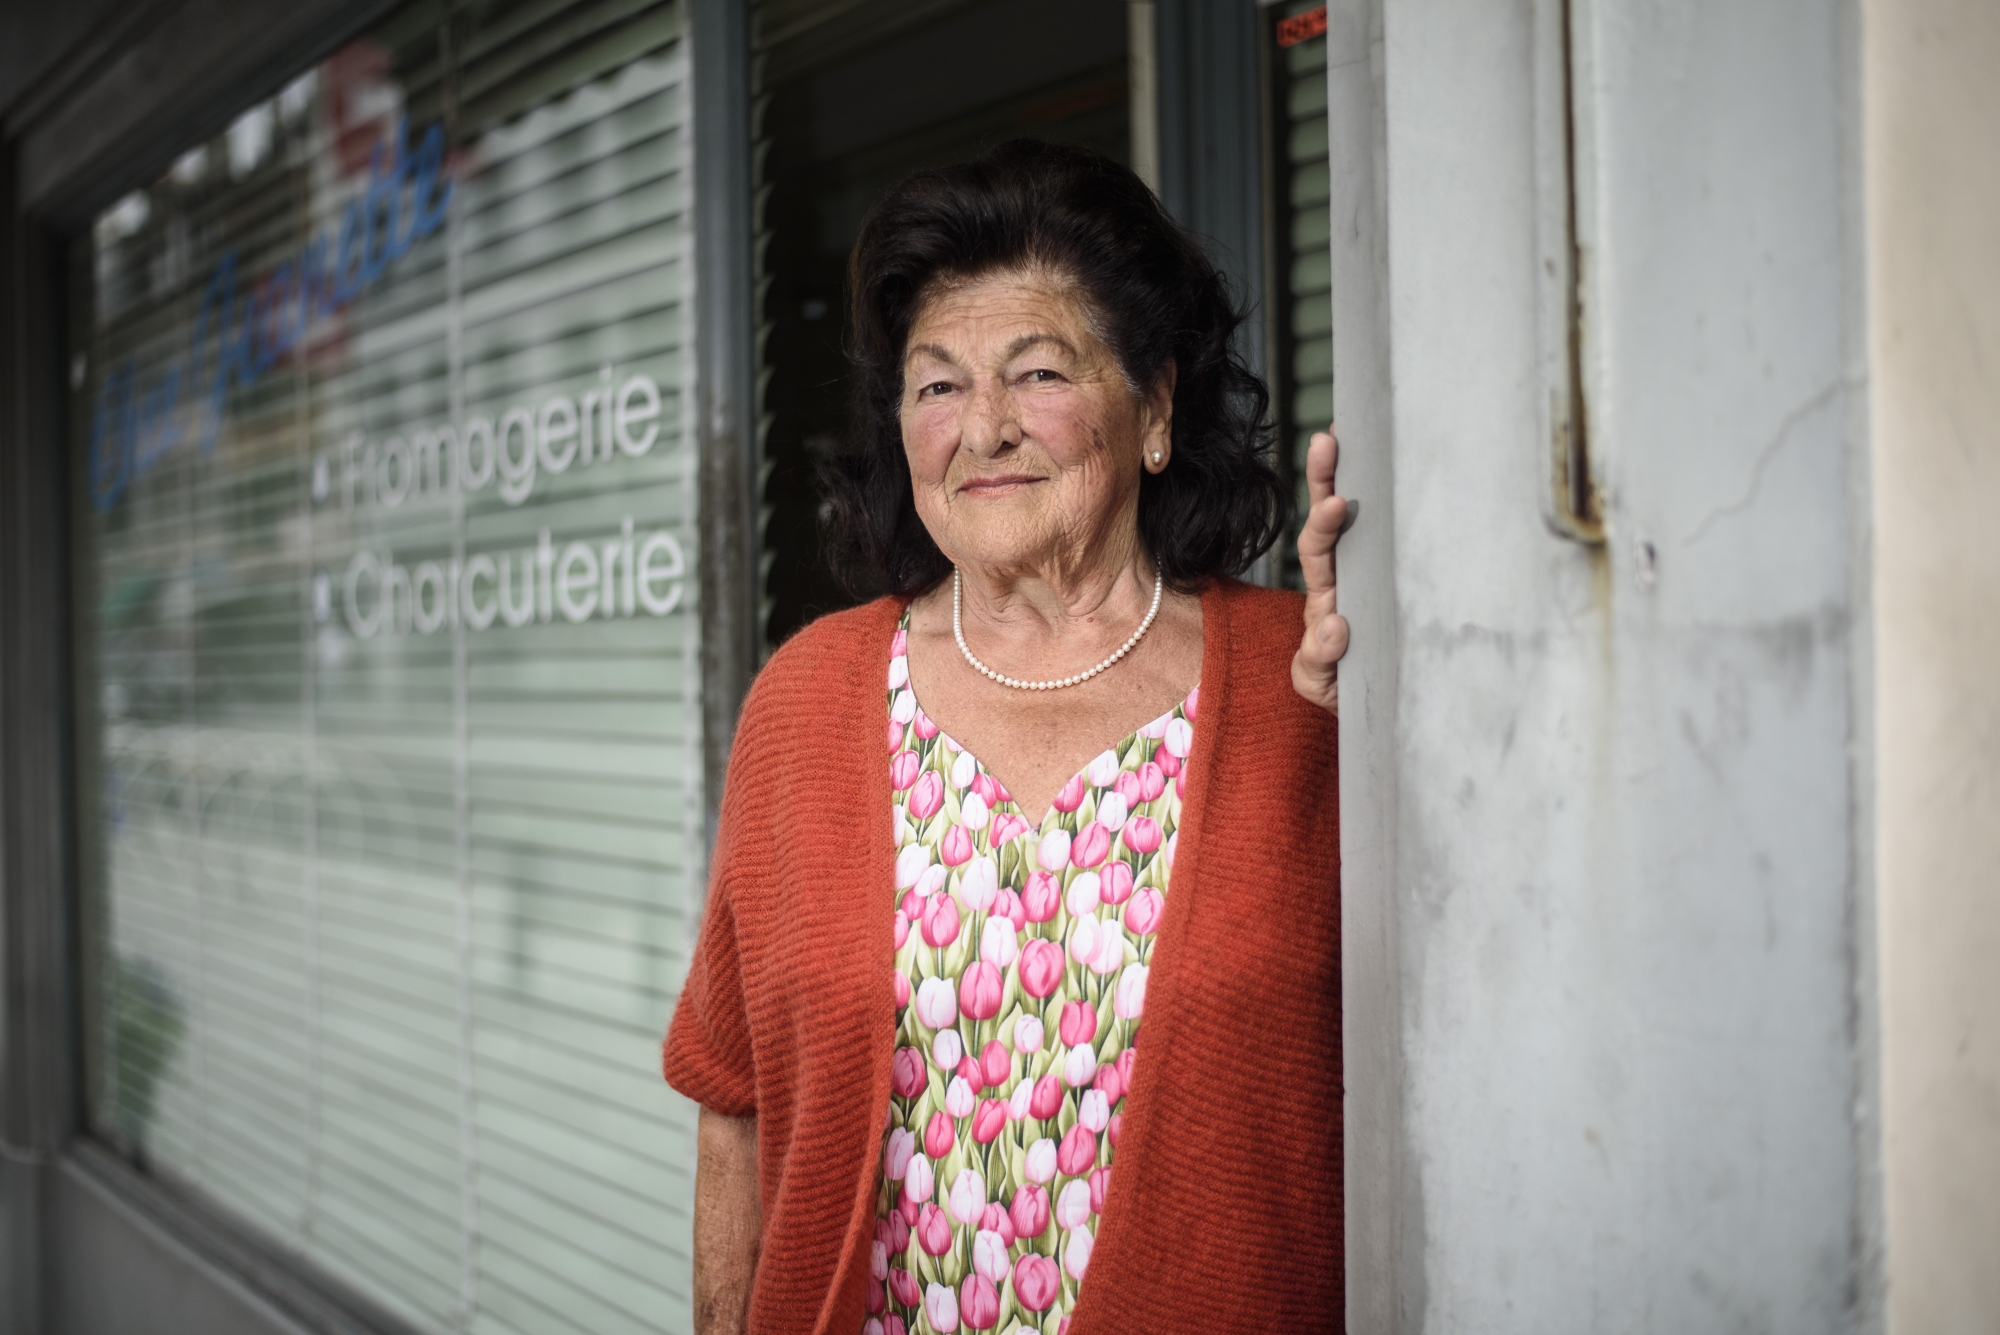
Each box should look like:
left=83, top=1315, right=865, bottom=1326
left=1098, top=859, right=1135, bottom=906
left=944, top=1074, right=976, bottom=1119
left=1051, top=773, right=1087, bottom=812
left=1024, top=1137, right=1058, bottom=1184
left=917, top=1202, right=953, bottom=1256
left=1036, top=827, right=1071, bottom=871
left=1122, top=815, right=1163, bottom=856
left=1028, top=1072, right=1063, bottom=1120
left=1063, top=1226, right=1094, bottom=1281
left=924, top=1109, right=955, bottom=1159
left=1009, top=1183, right=1050, bottom=1240
left=909, top=769, right=944, bottom=819
left=972, top=1228, right=1010, bottom=1285
left=1088, top=1165, right=1113, bottom=1215
left=914, top=977, right=957, bottom=1029
left=877, top=616, right=1196, bottom=1333
left=891, top=1048, right=925, bottom=1099
left=1124, top=887, right=1164, bottom=936
left=1021, top=871, right=1061, bottom=923
left=920, top=893, right=960, bottom=947
left=978, top=915, right=1017, bottom=969
left=1092, top=1061, right=1122, bottom=1104
left=1013, top=1254, right=1061, bottom=1312
left=1055, top=1178, right=1092, bottom=1230
left=971, top=1098, right=1007, bottom=1144
left=1059, top=999, right=1098, bottom=1047
left=947, top=1167, right=986, bottom=1226
left=1070, top=820, right=1112, bottom=868
left=959, top=1275, right=1000, bottom=1331
left=884, top=1127, right=915, bottom=1180
left=1018, top=939, right=1065, bottom=998
left=904, top=1154, right=934, bottom=1205
left=925, top=1283, right=959, bottom=1333
left=1056, top=1122, right=1098, bottom=1175
left=979, top=1202, right=1016, bottom=1245
left=978, top=1039, right=1011, bottom=1088
left=940, top=823, right=974, bottom=867
left=957, top=960, right=1003, bottom=1020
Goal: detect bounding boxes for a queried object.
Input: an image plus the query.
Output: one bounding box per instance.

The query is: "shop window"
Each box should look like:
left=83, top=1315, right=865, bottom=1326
left=70, top=3, right=704, bottom=1331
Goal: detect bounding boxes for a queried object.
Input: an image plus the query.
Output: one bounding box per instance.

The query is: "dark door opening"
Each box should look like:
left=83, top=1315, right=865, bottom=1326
left=751, top=0, right=1136, bottom=650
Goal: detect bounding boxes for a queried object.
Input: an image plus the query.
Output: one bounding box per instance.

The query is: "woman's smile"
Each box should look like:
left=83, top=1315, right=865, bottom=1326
left=956, top=472, right=1044, bottom=497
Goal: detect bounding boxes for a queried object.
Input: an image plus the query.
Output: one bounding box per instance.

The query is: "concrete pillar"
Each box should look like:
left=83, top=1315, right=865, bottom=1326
left=1334, top=0, right=1877, bottom=1326
left=1865, top=2, right=2000, bottom=1328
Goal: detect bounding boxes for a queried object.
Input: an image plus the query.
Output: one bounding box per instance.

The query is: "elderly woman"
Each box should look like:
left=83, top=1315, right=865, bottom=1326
left=664, top=140, right=1350, bottom=1335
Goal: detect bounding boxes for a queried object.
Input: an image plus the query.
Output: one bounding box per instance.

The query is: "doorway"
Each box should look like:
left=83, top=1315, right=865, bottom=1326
left=750, top=0, right=1141, bottom=648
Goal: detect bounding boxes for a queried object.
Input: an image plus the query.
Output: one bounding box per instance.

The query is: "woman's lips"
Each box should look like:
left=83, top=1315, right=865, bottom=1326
left=959, top=474, right=1043, bottom=495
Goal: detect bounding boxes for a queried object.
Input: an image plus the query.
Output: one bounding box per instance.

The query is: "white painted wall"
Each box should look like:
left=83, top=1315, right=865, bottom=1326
left=1335, top=0, right=1875, bottom=1327
left=1866, top=2, right=2000, bottom=1329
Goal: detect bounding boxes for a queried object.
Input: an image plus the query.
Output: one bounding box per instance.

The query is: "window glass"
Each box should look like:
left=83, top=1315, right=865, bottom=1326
left=70, top=3, right=701, bottom=1331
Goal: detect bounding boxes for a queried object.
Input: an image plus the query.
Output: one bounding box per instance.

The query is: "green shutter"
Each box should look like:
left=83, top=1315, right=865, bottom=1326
left=1269, top=1, right=1331, bottom=588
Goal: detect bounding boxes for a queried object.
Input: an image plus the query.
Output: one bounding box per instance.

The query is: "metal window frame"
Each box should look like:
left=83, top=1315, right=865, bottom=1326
left=690, top=0, right=760, bottom=858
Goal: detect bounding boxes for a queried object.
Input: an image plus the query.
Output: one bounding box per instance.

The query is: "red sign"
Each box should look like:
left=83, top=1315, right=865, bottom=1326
left=1277, top=5, right=1328, bottom=48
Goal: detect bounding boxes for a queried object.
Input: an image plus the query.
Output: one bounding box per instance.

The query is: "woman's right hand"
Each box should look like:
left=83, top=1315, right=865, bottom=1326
left=1292, top=427, right=1351, bottom=715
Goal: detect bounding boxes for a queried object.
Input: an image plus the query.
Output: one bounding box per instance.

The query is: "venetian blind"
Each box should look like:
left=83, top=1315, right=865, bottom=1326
left=73, top=3, right=702, bottom=1333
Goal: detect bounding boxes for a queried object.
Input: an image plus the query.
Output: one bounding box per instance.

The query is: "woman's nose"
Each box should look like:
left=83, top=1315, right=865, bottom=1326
left=961, top=380, right=1022, bottom=456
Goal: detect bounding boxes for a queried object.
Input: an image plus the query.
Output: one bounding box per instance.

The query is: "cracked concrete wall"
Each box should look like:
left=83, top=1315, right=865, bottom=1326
left=1338, top=0, right=1875, bottom=1327
left=1865, top=1, right=2000, bottom=1329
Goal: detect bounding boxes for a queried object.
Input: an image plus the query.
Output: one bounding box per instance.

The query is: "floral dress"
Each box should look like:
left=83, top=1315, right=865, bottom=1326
left=867, top=615, right=1196, bottom=1335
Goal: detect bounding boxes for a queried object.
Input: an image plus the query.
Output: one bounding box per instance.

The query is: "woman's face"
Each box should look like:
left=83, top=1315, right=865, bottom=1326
left=900, top=268, right=1172, bottom=581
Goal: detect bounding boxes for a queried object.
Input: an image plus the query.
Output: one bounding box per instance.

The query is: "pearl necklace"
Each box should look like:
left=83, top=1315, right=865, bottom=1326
left=952, top=568, right=1164, bottom=691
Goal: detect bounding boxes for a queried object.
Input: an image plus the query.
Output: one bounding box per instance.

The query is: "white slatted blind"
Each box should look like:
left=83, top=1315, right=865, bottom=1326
left=73, top=4, right=702, bottom=1332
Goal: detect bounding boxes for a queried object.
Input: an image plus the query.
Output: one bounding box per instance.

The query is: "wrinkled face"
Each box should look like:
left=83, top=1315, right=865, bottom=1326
left=900, top=268, right=1172, bottom=581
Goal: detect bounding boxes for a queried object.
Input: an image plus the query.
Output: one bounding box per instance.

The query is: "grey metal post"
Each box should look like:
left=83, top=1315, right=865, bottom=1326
left=1, top=133, right=79, bottom=1335
left=691, top=0, right=761, bottom=860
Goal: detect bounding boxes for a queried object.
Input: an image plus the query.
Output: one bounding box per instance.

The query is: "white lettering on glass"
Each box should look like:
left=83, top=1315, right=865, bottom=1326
left=341, top=518, right=685, bottom=639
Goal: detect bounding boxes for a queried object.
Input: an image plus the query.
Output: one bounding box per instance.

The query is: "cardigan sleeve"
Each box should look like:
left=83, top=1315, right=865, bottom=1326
left=662, top=872, right=759, bottom=1117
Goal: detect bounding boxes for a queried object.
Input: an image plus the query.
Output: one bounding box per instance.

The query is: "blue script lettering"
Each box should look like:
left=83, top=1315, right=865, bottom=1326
left=88, top=118, right=453, bottom=514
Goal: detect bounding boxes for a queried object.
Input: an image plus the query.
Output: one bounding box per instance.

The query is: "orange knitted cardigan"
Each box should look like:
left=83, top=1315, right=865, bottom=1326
left=663, top=578, right=1342, bottom=1332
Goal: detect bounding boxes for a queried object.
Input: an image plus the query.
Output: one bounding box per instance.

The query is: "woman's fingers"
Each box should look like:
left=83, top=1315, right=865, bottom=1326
left=1297, top=430, right=1344, bottom=599
left=1292, top=426, right=1349, bottom=715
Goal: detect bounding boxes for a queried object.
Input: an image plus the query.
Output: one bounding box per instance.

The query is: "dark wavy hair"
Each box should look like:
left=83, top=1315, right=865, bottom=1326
left=822, top=138, right=1290, bottom=597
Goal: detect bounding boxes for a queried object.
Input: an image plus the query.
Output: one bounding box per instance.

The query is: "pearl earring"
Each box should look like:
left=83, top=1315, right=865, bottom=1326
left=1152, top=451, right=1162, bottom=463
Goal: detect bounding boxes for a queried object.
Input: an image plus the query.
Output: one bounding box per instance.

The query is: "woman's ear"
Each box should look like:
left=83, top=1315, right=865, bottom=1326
left=1142, top=360, right=1177, bottom=472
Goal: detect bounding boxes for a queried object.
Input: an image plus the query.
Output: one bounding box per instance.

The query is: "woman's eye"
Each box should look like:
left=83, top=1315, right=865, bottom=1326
left=1026, top=369, right=1061, bottom=384
left=920, top=381, right=954, bottom=397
